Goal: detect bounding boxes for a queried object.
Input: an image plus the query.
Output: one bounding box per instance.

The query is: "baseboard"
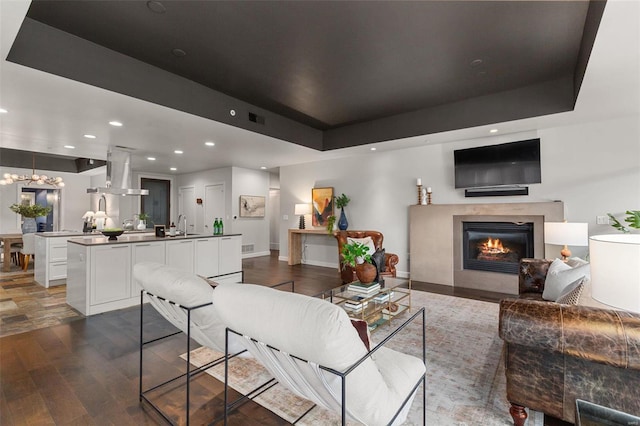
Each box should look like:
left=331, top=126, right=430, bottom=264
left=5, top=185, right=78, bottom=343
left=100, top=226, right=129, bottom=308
left=242, top=251, right=271, bottom=259
left=302, top=259, right=339, bottom=269
left=278, top=255, right=288, bottom=262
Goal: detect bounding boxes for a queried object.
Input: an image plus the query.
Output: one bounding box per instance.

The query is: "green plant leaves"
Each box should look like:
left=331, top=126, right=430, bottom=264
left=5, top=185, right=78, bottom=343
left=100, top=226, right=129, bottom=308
left=607, top=210, right=640, bottom=233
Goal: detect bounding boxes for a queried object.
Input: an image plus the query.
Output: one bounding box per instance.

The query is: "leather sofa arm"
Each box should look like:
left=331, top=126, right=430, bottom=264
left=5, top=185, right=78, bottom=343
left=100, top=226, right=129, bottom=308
left=499, top=298, right=640, bottom=369
left=385, top=253, right=399, bottom=275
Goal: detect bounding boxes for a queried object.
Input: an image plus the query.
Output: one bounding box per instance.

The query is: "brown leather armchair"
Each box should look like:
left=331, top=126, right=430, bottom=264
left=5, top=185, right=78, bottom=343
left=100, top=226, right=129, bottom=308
left=499, top=259, right=640, bottom=425
left=333, top=230, right=398, bottom=283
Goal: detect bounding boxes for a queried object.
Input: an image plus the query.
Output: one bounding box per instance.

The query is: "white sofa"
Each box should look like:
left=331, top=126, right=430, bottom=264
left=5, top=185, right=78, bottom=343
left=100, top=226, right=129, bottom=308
left=213, top=282, right=426, bottom=425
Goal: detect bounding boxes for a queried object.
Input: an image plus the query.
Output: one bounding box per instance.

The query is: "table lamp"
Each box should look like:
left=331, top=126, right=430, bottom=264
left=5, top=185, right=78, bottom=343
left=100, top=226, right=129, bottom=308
left=544, top=221, right=588, bottom=260
left=590, top=234, right=640, bottom=313
left=294, top=203, right=311, bottom=229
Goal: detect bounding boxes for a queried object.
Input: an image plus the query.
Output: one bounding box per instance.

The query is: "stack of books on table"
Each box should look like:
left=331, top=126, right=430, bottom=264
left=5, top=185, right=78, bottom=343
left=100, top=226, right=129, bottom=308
left=348, top=281, right=381, bottom=295
left=373, top=291, right=394, bottom=304
left=344, top=295, right=369, bottom=313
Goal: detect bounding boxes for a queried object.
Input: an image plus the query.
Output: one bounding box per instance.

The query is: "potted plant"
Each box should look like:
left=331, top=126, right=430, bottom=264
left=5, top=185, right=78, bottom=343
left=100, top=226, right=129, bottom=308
left=9, top=203, right=52, bottom=233
left=326, top=215, right=336, bottom=234
left=334, top=193, right=350, bottom=231
left=341, top=241, right=376, bottom=284
left=608, top=210, right=640, bottom=233
left=137, top=212, right=150, bottom=230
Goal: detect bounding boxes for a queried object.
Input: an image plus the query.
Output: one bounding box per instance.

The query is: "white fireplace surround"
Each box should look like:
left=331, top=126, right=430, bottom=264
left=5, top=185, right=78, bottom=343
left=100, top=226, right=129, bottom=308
left=409, top=202, right=564, bottom=294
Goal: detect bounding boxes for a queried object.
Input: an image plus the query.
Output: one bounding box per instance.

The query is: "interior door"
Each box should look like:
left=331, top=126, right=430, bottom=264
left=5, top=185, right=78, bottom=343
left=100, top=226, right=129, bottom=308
left=178, top=186, right=196, bottom=234
left=204, top=183, right=225, bottom=235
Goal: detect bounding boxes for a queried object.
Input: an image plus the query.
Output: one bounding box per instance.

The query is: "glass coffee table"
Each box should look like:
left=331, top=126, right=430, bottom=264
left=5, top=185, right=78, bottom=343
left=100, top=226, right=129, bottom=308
left=576, top=399, right=640, bottom=426
left=316, top=277, right=411, bottom=331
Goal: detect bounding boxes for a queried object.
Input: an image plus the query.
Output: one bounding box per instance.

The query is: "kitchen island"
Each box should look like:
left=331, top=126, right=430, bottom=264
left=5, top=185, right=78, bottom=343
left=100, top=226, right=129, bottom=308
left=34, top=230, right=153, bottom=287
left=66, top=233, right=242, bottom=315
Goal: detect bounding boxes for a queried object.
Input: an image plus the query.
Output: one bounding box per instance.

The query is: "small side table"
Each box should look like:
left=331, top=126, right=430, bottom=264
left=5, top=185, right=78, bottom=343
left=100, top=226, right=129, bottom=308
left=576, top=399, right=640, bottom=426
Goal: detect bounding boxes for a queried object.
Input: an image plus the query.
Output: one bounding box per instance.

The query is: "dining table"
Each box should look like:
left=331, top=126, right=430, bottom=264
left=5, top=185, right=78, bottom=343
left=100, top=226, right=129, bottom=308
left=0, top=234, right=23, bottom=272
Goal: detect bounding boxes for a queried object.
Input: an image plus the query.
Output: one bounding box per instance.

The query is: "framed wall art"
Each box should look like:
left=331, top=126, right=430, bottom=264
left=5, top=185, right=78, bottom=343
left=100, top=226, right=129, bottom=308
left=311, top=187, right=334, bottom=227
left=239, top=195, right=266, bottom=217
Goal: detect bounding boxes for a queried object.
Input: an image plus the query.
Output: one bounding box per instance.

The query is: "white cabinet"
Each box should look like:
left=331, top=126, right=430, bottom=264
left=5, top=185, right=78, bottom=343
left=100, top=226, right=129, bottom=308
left=66, top=234, right=243, bottom=316
left=91, top=245, right=131, bottom=305
left=131, top=241, right=165, bottom=297
left=195, top=238, right=219, bottom=277
left=34, top=235, right=70, bottom=288
left=166, top=239, right=195, bottom=274
left=219, top=235, right=242, bottom=275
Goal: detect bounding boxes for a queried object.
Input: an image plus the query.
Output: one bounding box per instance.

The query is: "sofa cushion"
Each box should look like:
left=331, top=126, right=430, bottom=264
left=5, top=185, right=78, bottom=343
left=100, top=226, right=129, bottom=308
left=351, top=319, right=371, bottom=351
left=542, top=258, right=590, bottom=301
left=555, top=277, right=585, bottom=305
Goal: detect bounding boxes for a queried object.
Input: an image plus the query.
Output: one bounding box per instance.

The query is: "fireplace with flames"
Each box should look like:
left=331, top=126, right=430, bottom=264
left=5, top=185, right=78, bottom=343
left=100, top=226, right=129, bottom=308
left=462, top=222, right=534, bottom=274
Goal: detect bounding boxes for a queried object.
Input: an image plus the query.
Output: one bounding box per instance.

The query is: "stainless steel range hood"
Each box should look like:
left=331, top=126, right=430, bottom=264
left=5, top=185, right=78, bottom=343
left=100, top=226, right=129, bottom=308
left=87, top=148, right=149, bottom=195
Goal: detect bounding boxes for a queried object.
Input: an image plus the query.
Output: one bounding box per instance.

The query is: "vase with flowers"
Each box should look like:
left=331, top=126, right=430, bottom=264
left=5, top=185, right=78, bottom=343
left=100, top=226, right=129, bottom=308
left=334, top=193, right=350, bottom=231
left=9, top=203, right=52, bottom=233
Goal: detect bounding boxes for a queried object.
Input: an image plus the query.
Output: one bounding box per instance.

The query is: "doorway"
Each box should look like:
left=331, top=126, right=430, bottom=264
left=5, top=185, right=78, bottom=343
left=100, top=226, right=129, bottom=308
left=20, top=186, right=61, bottom=232
left=178, top=186, right=196, bottom=234
left=141, top=178, right=170, bottom=228
left=204, top=183, right=225, bottom=235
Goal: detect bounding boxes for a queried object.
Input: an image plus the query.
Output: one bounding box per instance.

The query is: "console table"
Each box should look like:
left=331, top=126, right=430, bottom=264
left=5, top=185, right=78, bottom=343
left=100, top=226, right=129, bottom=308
left=287, top=228, right=331, bottom=265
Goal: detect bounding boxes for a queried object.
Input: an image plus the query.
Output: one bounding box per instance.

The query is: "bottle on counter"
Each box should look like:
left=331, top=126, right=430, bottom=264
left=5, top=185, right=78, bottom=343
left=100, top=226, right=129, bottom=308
left=219, top=218, right=224, bottom=235
left=169, top=222, right=176, bottom=236
left=213, top=218, right=219, bottom=235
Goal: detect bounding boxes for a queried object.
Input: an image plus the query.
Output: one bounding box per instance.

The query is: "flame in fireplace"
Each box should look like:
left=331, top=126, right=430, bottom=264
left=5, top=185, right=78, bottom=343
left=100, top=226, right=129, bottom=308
left=481, top=237, right=510, bottom=255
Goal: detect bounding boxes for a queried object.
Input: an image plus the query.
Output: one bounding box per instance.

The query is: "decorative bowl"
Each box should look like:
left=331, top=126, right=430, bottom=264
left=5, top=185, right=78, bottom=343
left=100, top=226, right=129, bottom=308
left=101, top=229, right=124, bottom=241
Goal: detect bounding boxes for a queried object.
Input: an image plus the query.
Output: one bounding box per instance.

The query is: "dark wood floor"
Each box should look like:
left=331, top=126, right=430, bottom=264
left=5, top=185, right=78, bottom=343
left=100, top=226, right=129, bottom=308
left=0, top=252, right=566, bottom=425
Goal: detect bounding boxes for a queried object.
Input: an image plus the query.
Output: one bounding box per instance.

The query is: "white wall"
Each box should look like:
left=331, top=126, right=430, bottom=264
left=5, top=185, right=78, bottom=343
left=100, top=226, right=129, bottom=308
left=279, top=115, right=640, bottom=275
left=175, top=166, right=271, bottom=257
left=0, top=166, right=92, bottom=233
left=231, top=167, right=271, bottom=257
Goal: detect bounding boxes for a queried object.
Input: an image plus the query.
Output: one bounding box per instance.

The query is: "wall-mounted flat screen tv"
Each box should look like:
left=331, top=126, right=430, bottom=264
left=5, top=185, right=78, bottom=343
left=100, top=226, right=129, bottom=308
left=454, top=139, right=541, bottom=189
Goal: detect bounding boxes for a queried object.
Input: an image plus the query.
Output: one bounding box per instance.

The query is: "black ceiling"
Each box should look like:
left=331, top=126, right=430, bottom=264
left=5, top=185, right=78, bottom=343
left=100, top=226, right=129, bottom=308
left=8, top=0, right=606, bottom=150
left=0, top=148, right=106, bottom=173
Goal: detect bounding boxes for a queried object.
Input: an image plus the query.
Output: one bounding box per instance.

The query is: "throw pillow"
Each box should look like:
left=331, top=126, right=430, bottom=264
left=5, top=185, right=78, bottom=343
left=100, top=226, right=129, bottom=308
left=542, top=258, right=591, bottom=301
left=555, top=277, right=585, bottom=305
left=370, top=248, right=386, bottom=273
left=350, top=319, right=371, bottom=351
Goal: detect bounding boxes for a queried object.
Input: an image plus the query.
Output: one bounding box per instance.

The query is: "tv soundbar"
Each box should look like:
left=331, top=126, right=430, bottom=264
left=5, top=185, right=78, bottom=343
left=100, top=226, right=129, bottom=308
left=464, top=186, right=529, bottom=197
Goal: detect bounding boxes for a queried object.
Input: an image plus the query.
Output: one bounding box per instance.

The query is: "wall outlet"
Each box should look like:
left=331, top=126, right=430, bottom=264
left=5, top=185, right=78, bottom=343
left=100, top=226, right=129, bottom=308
left=596, top=215, right=609, bottom=225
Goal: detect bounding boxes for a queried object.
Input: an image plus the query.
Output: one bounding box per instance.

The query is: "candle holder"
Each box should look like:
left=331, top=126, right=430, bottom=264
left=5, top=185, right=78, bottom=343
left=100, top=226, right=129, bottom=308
left=427, top=190, right=432, bottom=205
left=417, top=184, right=423, bottom=205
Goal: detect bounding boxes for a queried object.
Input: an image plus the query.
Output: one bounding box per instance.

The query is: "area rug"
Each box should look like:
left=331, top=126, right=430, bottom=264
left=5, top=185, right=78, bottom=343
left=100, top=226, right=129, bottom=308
left=182, top=290, right=543, bottom=425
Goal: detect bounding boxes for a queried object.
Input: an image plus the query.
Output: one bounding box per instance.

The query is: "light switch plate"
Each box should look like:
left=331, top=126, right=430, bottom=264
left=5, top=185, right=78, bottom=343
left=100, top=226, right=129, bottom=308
left=596, top=215, right=609, bottom=225
left=283, top=214, right=288, bottom=220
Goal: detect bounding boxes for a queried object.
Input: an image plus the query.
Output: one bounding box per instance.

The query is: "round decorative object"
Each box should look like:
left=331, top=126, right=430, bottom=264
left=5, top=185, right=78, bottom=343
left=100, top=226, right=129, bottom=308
left=355, top=263, right=377, bottom=284
left=338, top=208, right=349, bottom=231
left=22, top=218, right=37, bottom=234
left=101, top=229, right=124, bottom=241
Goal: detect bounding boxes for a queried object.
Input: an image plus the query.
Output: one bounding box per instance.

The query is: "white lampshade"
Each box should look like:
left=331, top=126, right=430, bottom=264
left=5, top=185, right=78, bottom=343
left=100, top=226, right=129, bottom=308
left=590, top=234, right=640, bottom=313
left=294, top=203, right=311, bottom=215
left=544, top=222, right=589, bottom=246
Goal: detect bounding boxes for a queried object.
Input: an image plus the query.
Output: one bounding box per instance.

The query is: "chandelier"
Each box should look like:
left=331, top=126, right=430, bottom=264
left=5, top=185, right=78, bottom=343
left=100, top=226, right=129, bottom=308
left=0, top=154, right=65, bottom=187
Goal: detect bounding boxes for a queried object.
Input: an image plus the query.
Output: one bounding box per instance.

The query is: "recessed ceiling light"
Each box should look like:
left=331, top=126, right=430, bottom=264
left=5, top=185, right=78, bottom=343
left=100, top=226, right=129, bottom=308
left=174, top=150, right=183, bottom=154
left=109, top=121, right=123, bottom=127
left=64, top=145, right=75, bottom=149
left=147, top=157, right=156, bottom=161
left=370, top=147, right=377, bottom=151
left=260, top=166, right=267, bottom=170
left=172, top=48, right=187, bottom=58
left=84, top=134, right=96, bottom=139
left=170, top=167, right=177, bottom=171
left=230, top=109, right=236, bottom=117
left=489, top=129, right=499, bottom=133
left=0, top=108, right=7, bottom=113
left=205, top=141, right=215, bottom=147
left=470, top=59, right=483, bottom=67
left=147, top=0, right=166, bottom=14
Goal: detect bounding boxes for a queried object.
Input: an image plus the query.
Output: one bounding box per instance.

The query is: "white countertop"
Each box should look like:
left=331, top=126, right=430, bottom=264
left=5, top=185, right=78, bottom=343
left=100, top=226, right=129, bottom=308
left=67, top=233, right=240, bottom=246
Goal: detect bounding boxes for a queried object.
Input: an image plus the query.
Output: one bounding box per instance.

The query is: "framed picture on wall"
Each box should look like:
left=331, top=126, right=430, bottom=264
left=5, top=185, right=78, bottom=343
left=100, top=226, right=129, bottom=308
left=311, top=187, right=333, bottom=227
left=239, top=195, right=266, bottom=217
